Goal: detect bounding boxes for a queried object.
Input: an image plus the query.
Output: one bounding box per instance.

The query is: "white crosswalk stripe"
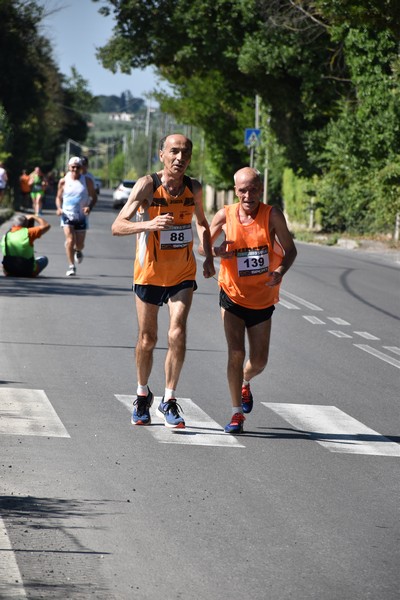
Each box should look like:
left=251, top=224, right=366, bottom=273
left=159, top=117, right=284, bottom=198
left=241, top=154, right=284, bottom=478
left=0, top=517, right=27, bottom=598
left=263, top=403, right=400, bottom=456
left=0, top=388, right=69, bottom=437
left=115, top=395, right=245, bottom=448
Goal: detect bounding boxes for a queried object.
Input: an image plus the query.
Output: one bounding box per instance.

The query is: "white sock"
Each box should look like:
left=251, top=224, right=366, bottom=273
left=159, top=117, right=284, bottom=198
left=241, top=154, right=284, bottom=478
left=164, top=388, right=176, bottom=401
left=242, top=379, right=250, bottom=387
left=232, top=406, right=243, bottom=416
left=137, top=384, right=149, bottom=396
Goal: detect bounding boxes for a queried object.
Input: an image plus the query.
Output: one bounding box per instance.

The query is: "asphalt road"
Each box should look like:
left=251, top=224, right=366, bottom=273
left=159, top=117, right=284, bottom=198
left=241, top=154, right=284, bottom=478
left=0, top=191, right=399, bottom=600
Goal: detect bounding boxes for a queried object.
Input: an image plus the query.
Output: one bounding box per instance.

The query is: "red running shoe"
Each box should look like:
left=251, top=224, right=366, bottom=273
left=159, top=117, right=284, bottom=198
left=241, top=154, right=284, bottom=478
left=224, top=412, right=245, bottom=434
left=241, top=384, right=253, bottom=414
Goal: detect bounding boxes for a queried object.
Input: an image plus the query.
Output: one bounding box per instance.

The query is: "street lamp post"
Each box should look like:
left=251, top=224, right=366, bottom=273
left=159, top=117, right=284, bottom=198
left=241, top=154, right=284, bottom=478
left=250, top=95, right=261, bottom=168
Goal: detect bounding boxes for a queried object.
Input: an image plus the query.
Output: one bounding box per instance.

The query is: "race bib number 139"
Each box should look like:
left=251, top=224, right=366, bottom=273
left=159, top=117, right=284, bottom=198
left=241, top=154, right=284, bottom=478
left=237, top=248, right=269, bottom=277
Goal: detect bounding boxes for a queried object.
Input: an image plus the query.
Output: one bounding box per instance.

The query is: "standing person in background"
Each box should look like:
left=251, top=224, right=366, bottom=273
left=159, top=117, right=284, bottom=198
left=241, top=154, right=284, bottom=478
left=80, top=156, right=98, bottom=197
left=55, top=156, right=96, bottom=277
left=111, top=133, right=215, bottom=429
left=80, top=156, right=98, bottom=224
left=201, top=167, right=297, bottom=434
left=19, top=169, right=32, bottom=210
left=1, top=213, right=50, bottom=277
left=29, top=166, right=47, bottom=215
left=0, top=162, right=8, bottom=204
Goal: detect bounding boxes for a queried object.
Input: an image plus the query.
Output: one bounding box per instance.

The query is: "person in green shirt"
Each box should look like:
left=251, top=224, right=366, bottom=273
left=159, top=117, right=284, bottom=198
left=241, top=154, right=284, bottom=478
left=1, top=214, right=50, bottom=277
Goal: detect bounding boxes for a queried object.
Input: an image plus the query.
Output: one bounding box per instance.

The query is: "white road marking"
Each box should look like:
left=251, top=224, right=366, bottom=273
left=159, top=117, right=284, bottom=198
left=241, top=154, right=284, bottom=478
left=328, top=330, right=353, bottom=338
left=0, top=389, right=69, bottom=437
left=115, top=395, right=245, bottom=448
left=353, top=331, right=380, bottom=340
left=383, top=346, right=400, bottom=356
left=280, top=290, right=323, bottom=311
left=0, top=517, right=27, bottom=598
left=279, top=292, right=398, bottom=371
left=327, top=317, right=351, bottom=325
left=279, top=299, right=301, bottom=310
left=303, top=316, right=325, bottom=324
left=263, top=403, right=400, bottom=456
left=354, top=345, right=400, bottom=369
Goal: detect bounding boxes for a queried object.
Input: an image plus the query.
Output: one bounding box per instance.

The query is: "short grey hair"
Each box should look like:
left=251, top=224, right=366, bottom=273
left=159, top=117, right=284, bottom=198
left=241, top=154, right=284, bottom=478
left=159, top=134, right=193, bottom=152
left=13, top=214, right=28, bottom=227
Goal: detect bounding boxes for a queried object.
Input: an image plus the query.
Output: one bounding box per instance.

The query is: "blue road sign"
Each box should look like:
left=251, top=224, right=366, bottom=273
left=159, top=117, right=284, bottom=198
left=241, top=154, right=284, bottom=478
left=244, top=128, right=261, bottom=147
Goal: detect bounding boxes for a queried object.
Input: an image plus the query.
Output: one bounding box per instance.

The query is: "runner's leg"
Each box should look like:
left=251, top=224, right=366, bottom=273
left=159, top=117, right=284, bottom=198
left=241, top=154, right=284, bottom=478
left=135, top=296, right=159, bottom=387
left=74, top=230, right=86, bottom=253
left=165, top=287, right=193, bottom=390
left=243, top=319, right=272, bottom=382
left=222, top=308, right=246, bottom=409
left=63, top=225, right=75, bottom=265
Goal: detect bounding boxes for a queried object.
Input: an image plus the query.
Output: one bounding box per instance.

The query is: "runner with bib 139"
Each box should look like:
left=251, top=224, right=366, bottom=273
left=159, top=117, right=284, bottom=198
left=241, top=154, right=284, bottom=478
left=200, top=167, right=297, bottom=434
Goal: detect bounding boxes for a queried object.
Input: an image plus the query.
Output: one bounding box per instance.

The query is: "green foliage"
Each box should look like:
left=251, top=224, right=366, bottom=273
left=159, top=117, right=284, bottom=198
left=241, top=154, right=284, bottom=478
left=156, top=71, right=254, bottom=187
left=64, top=68, right=99, bottom=115
left=0, top=0, right=94, bottom=186
left=372, top=159, right=400, bottom=230
left=108, top=152, right=125, bottom=182
left=0, top=104, right=12, bottom=162
left=96, top=92, right=144, bottom=113
left=2, top=0, right=398, bottom=236
left=282, top=168, right=316, bottom=225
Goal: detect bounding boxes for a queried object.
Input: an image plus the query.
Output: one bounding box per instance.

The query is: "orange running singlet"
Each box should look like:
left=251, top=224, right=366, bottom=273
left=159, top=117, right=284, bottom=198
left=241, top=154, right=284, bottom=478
left=218, top=203, right=284, bottom=309
left=134, top=173, right=197, bottom=286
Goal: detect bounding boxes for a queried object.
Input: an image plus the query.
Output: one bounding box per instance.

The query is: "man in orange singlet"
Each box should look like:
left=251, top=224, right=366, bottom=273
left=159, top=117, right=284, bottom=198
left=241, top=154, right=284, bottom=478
left=203, top=167, right=297, bottom=434
left=111, top=134, right=215, bottom=429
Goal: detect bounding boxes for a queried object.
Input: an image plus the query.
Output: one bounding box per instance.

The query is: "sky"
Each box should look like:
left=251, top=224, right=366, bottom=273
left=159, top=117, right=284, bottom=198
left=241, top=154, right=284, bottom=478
left=39, top=0, right=162, bottom=100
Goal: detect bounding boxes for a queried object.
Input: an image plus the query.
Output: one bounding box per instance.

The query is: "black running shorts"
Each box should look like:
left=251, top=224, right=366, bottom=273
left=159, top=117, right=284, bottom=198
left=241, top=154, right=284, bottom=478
left=219, top=288, right=275, bottom=328
left=134, top=280, right=197, bottom=306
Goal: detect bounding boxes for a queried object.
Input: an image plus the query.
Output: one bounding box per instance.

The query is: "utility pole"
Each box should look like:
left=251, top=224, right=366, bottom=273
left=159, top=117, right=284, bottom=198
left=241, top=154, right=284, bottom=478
left=65, top=139, right=71, bottom=171
left=263, top=116, right=270, bottom=204
left=250, top=95, right=261, bottom=168
left=146, top=101, right=153, bottom=172
left=122, top=133, right=128, bottom=178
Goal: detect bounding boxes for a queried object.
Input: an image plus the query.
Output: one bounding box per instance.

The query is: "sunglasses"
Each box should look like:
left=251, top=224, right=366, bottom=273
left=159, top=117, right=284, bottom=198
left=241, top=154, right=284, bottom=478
left=70, top=166, right=81, bottom=170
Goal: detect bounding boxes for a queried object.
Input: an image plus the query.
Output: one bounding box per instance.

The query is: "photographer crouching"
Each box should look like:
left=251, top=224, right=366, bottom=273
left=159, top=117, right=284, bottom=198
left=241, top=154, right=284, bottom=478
left=1, top=214, right=50, bottom=277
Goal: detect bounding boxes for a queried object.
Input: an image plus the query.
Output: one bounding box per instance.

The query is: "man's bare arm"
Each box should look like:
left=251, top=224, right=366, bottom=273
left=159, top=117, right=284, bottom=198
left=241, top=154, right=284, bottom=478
left=267, top=206, right=297, bottom=286
left=55, top=179, right=65, bottom=214
left=111, top=175, right=173, bottom=236
left=192, top=179, right=215, bottom=278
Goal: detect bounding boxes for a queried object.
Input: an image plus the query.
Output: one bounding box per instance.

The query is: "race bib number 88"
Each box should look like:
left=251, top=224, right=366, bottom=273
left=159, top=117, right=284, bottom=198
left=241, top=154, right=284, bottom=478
left=237, top=248, right=269, bottom=277
left=160, top=224, right=193, bottom=249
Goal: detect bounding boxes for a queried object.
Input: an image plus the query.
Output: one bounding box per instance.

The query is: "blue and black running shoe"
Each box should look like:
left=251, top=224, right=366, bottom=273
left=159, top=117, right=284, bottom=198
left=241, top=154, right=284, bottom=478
left=131, top=389, right=153, bottom=425
left=157, top=398, right=185, bottom=429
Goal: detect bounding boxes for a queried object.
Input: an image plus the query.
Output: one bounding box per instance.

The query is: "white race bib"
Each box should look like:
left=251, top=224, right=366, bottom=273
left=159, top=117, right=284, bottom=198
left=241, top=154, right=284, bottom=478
left=160, top=224, right=193, bottom=249
left=237, top=248, right=269, bottom=277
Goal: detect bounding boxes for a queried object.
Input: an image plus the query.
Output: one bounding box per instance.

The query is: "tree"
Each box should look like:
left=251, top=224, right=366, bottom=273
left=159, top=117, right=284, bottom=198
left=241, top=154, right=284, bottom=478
left=0, top=1, right=94, bottom=186
left=94, top=0, right=344, bottom=178
left=95, top=0, right=400, bottom=232
left=95, top=92, right=144, bottom=113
